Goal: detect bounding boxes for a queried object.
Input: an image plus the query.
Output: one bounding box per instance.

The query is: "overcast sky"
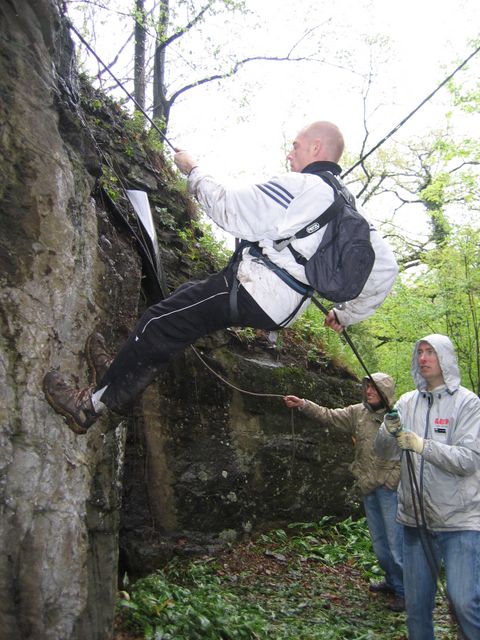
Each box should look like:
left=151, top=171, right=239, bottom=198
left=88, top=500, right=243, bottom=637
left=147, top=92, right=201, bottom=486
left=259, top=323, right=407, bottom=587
left=164, top=0, right=480, bottom=182
left=70, top=0, right=480, bottom=244
left=71, top=0, right=480, bottom=178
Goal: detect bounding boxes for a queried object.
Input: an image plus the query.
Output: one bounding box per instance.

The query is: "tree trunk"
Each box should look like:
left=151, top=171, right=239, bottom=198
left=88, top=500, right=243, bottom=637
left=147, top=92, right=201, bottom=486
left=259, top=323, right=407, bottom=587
left=133, top=0, right=146, bottom=112
left=152, top=0, right=169, bottom=130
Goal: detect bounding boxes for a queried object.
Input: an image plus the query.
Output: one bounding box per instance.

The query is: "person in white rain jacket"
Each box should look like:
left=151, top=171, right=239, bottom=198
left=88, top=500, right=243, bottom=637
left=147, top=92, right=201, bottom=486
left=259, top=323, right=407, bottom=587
left=375, top=334, right=480, bottom=640
left=43, top=121, right=398, bottom=434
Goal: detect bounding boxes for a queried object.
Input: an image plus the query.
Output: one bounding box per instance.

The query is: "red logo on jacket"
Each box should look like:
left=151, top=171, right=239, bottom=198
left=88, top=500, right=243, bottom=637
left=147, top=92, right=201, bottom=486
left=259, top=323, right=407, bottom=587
left=434, top=418, right=449, bottom=425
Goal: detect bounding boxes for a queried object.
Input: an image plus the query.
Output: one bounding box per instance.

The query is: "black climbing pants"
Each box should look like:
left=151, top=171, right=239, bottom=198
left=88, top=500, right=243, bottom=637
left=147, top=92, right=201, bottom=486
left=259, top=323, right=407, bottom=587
left=99, top=266, right=278, bottom=413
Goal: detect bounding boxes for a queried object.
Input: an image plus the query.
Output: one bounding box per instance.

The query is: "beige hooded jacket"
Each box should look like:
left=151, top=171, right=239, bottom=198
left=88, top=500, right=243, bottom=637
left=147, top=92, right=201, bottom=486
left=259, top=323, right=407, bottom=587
left=302, top=372, right=400, bottom=495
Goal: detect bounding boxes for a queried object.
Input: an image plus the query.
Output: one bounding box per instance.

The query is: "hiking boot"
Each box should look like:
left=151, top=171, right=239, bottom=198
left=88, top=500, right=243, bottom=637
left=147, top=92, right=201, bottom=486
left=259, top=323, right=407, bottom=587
left=85, top=332, right=113, bottom=386
left=369, top=581, right=395, bottom=594
left=387, top=596, right=405, bottom=612
left=43, top=370, right=100, bottom=434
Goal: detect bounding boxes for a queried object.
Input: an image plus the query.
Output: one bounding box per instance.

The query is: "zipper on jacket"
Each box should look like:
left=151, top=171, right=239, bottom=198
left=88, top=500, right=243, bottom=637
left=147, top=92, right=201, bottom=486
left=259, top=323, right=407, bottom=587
left=419, top=392, right=433, bottom=526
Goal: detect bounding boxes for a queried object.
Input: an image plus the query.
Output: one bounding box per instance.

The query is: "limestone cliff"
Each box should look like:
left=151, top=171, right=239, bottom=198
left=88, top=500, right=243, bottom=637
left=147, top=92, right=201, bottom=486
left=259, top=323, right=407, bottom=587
left=0, top=2, right=361, bottom=639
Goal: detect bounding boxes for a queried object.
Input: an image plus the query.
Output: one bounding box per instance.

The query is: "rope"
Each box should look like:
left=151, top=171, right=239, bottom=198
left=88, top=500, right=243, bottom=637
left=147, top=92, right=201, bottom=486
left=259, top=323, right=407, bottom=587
left=190, top=345, right=284, bottom=399
left=67, top=21, right=176, bottom=151
left=342, top=42, right=480, bottom=178
left=310, top=297, right=392, bottom=411
left=190, top=345, right=297, bottom=473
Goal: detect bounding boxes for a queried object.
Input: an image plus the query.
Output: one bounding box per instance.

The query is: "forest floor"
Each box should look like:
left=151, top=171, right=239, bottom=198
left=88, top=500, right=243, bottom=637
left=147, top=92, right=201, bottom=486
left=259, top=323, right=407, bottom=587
left=112, top=518, right=459, bottom=640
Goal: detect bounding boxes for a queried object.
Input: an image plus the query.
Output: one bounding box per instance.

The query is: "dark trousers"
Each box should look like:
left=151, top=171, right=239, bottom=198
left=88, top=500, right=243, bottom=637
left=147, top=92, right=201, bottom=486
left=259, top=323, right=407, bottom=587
left=99, top=266, right=277, bottom=413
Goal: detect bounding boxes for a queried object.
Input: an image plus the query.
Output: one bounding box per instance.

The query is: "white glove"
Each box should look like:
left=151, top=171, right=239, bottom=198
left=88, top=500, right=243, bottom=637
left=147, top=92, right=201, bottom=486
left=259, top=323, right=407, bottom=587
left=384, top=411, right=402, bottom=436
left=397, top=431, right=424, bottom=454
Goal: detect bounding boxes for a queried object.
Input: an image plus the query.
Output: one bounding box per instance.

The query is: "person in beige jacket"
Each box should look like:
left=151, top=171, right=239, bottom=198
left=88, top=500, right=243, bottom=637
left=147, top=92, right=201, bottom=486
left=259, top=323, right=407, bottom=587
left=284, top=372, right=404, bottom=611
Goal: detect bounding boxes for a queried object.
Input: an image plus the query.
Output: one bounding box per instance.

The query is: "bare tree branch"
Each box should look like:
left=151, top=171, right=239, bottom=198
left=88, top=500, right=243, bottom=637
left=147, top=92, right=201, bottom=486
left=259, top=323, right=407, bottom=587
left=156, top=2, right=214, bottom=52
left=285, top=20, right=332, bottom=58
left=166, top=54, right=358, bottom=109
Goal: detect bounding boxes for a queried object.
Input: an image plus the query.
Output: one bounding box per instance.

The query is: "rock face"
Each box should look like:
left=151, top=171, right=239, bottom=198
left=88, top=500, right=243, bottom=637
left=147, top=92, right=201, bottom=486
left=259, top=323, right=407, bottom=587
left=120, top=336, right=358, bottom=577
left=0, top=2, right=362, bottom=639
left=120, top=342, right=361, bottom=578
left=0, top=2, right=140, bottom=639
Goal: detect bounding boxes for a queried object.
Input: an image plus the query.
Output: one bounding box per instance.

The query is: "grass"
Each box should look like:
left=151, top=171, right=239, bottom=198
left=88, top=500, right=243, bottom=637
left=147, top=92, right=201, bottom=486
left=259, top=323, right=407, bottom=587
left=114, top=516, right=458, bottom=640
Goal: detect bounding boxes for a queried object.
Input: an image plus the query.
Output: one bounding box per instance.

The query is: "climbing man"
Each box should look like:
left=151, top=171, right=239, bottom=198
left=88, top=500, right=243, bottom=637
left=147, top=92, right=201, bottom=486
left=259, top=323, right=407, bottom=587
left=284, top=372, right=405, bottom=612
left=43, top=121, right=398, bottom=434
left=375, top=334, right=480, bottom=639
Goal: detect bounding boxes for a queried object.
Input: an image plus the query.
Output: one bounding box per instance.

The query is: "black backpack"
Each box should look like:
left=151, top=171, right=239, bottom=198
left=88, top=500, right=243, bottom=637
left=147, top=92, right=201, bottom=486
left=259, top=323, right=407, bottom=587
left=272, top=172, right=375, bottom=303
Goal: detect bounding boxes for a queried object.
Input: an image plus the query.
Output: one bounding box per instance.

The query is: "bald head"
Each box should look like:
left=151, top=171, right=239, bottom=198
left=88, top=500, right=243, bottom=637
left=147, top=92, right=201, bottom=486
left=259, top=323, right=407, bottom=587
left=303, top=121, right=345, bottom=162
left=287, top=121, right=345, bottom=172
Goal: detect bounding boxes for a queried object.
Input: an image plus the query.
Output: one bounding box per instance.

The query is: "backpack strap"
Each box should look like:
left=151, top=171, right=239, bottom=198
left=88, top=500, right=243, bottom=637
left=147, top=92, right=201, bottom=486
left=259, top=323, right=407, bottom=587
left=319, top=172, right=356, bottom=207
left=247, top=243, right=314, bottom=297
left=276, top=197, right=344, bottom=265
left=272, top=172, right=351, bottom=261
left=227, top=240, right=249, bottom=324
left=227, top=240, right=314, bottom=328
left=247, top=243, right=314, bottom=327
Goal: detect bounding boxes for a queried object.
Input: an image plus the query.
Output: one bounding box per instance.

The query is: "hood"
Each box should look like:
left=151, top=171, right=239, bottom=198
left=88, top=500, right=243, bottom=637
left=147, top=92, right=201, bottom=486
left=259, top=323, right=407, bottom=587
left=411, top=333, right=460, bottom=392
left=362, top=372, right=396, bottom=409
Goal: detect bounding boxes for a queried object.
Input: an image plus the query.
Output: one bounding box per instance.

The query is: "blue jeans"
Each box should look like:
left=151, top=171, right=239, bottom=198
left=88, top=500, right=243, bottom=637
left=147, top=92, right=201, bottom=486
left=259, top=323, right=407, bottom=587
left=403, top=526, right=480, bottom=640
left=363, top=486, right=404, bottom=597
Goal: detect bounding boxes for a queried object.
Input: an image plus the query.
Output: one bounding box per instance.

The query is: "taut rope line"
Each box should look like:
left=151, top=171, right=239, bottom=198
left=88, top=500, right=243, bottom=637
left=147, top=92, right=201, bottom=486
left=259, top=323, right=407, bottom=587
left=342, top=43, right=480, bottom=178
left=68, top=21, right=176, bottom=151
left=68, top=19, right=480, bottom=175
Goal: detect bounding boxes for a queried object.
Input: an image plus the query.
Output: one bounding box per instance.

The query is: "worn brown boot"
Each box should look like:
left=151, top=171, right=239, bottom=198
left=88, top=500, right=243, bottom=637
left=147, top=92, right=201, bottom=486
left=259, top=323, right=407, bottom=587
left=43, top=370, right=101, bottom=434
left=85, top=332, right=113, bottom=386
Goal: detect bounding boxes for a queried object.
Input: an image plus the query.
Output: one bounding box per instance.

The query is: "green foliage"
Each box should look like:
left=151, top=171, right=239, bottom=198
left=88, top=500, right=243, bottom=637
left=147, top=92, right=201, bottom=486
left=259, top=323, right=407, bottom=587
left=123, top=109, right=149, bottom=137
left=176, top=219, right=230, bottom=269
left=287, top=305, right=333, bottom=365
left=448, top=66, right=480, bottom=115
left=118, top=518, right=382, bottom=639
left=261, top=516, right=380, bottom=580
left=176, top=227, right=199, bottom=261
left=197, top=220, right=231, bottom=268
left=419, top=172, right=451, bottom=209
left=230, top=326, right=258, bottom=346
left=98, top=165, right=121, bottom=201
left=364, top=223, right=480, bottom=395
left=146, top=126, right=166, bottom=154
left=155, top=206, right=177, bottom=230
left=286, top=304, right=378, bottom=378
left=427, top=225, right=480, bottom=393
left=116, top=516, right=455, bottom=639
left=118, top=561, right=269, bottom=639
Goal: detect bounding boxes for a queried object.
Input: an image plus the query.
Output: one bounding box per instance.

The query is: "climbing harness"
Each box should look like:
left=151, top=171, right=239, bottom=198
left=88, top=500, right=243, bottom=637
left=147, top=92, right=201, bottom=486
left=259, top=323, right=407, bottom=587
left=228, top=240, right=312, bottom=329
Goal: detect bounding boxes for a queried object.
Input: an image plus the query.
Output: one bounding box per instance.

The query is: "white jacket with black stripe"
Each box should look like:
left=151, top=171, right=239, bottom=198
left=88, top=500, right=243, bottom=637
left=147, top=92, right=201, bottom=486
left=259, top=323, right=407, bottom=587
left=188, top=161, right=398, bottom=327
